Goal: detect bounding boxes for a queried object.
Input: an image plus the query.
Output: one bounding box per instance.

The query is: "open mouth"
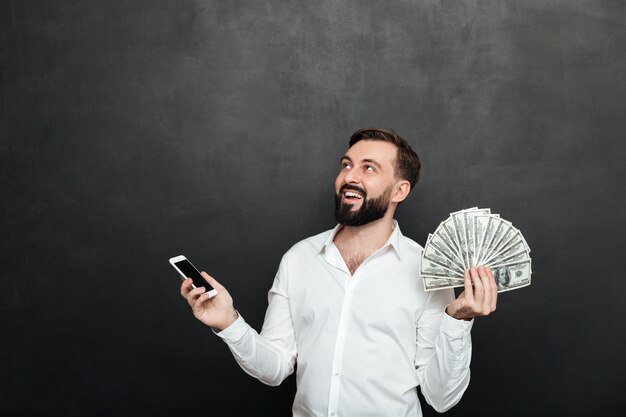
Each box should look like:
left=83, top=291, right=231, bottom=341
left=342, top=188, right=365, bottom=204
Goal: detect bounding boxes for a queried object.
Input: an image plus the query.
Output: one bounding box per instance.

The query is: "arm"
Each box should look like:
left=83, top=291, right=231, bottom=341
left=180, top=263, right=297, bottom=386
left=415, top=266, right=497, bottom=412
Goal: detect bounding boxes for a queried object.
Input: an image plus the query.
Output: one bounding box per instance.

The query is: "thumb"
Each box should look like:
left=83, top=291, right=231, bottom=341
left=201, top=271, right=225, bottom=290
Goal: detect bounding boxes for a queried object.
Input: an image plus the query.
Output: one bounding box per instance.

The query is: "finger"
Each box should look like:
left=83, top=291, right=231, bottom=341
left=201, top=271, right=224, bottom=291
left=485, top=266, right=497, bottom=311
left=180, top=277, right=194, bottom=296
left=193, top=290, right=212, bottom=312
left=478, top=266, right=492, bottom=315
left=470, top=267, right=485, bottom=310
left=186, top=286, right=207, bottom=307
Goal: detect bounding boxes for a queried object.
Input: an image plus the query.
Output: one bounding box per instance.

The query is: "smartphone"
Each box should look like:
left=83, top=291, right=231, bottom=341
left=169, top=255, right=218, bottom=298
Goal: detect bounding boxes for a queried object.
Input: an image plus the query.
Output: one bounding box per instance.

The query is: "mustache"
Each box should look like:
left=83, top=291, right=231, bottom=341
left=339, top=184, right=366, bottom=196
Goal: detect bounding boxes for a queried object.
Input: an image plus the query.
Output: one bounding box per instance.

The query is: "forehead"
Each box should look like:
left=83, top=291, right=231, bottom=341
left=343, top=140, right=397, bottom=166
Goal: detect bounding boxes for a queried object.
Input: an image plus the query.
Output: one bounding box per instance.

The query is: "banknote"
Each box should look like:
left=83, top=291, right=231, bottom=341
left=422, top=276, right=465, bottom=291
left=421, top=207, right=532, bottom=293
left=491, top=260, right=532, bottom=292
left=420, top=258, right=464, bottom=279
left=424, top=233, right=464, bottom=271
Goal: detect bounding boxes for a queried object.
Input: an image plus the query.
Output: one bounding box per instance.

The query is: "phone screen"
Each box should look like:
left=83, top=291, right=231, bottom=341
left=174, top=259, right=214, bottom=292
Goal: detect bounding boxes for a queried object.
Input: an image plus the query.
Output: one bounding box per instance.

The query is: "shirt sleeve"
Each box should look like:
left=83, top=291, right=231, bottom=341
left=414, top=288, right=473, bottom=413
left=214, top=257, right=297, bottom=386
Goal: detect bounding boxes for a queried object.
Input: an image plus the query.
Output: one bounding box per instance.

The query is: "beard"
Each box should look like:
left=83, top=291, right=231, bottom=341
left=334, top=185, right=393, bottom=226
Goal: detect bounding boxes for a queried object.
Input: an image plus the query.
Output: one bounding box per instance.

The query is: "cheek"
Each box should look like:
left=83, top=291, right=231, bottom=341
left=334, top=174, right=344, bottom=192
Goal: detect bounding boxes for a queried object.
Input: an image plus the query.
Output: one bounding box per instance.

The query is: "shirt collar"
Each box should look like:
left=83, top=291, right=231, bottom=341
left=319, top=220, right=406, bottom=259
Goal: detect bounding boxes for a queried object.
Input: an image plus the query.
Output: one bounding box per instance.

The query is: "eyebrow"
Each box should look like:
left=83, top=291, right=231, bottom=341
left=340, top=156, right=383, bottom=170
left=362, top=158, right=383, bottom=170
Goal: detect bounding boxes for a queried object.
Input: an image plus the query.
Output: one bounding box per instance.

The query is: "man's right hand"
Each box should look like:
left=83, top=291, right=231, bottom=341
left=180, top=271, right=238, bottom=331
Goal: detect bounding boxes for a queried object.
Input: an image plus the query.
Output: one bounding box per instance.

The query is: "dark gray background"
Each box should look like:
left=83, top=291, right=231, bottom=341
left=2, top=0, right=625, bottom=415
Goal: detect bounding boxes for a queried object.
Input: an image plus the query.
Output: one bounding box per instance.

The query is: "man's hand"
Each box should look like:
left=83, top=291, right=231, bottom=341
left=446, top=266, right=497, bottom=321
left=180, top=271, right=238, bottom=331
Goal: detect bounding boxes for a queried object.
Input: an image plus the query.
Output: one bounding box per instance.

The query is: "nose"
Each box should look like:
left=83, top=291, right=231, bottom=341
left=343, top=166, right=361, bottom=184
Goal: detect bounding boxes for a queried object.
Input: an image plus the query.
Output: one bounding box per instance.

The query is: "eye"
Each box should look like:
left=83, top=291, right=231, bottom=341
left=342, top=162, right=351, bottom=169
left=365, top=165, right=375, bottom=172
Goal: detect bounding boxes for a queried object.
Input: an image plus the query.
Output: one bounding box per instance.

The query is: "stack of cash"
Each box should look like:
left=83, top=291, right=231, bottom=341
left=420, top=207, right=532, bottom=293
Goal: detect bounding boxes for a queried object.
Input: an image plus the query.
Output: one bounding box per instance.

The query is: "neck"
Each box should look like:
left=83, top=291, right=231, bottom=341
left=334, top=210, right=396, bottom=253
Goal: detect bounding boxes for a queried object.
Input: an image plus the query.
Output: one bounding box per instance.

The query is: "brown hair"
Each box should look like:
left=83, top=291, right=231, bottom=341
left=349, top=128, right=421, bottom=190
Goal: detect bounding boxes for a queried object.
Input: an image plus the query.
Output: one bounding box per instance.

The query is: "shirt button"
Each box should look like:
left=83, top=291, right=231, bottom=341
left=333, top=372, right=339, bottom=376
left=330, top=413, right=335, bottom=416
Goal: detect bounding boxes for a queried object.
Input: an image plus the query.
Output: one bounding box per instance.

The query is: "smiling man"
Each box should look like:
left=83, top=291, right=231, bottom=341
left=181, top=127, right=498, bottom=417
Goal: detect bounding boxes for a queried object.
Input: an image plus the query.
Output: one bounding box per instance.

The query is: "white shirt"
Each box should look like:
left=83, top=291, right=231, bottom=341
left=217, top=221, right=473, bottom=417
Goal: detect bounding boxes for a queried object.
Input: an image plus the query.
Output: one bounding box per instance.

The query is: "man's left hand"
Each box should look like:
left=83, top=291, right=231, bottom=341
left=446, top=266, right=497, bottom=321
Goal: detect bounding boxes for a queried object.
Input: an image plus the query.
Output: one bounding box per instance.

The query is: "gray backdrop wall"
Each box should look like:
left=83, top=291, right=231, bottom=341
left=2, top=0, right=625, bottom=416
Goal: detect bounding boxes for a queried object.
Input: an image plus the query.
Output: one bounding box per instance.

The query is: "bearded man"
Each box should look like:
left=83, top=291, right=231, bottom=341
left=181, top=128, right=498, bottom=417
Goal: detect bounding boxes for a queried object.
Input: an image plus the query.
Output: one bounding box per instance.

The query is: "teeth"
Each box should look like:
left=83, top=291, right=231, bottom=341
left=344, top=191, right=363, bottom=199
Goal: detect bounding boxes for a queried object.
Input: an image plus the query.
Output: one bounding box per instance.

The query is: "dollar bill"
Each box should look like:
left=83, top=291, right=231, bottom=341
left=478, top=218, right=512, bottom=265
left=489, top=249, right=530, bottom=268
left=420, top=258, right=464, bottom=279
left=425, top=233, right=465, bottom=271
left=483, top=230, right=527, bottom=266
left=422, top=276, right=465, bottom=291
left=421, top=207, right=532, bottom=293
left=432, top=228, right=465, bottom=267
left=463, top=208, right=490, bottom=266
left=440, top=217, right=464, bottom=262
left=474, top=214, right=498, bottom=266
left=450, top=210, right=470, bottom=268
left=485, top=222, right=517, bottom=264
left=491, top=260, right=532, bottom=292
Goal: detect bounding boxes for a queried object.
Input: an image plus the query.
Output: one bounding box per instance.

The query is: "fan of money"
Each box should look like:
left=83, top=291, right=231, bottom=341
left=420, top=207, right=532, bottom=293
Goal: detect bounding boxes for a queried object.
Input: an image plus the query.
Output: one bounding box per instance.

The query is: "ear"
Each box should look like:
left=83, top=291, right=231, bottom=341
left=391, top=180, right=411, bottom=203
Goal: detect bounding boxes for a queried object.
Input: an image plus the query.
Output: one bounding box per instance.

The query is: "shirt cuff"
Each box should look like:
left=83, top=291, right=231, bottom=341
left=440, top=309, right=474, bottom=338
left=212, top=313, right=248, bottom=344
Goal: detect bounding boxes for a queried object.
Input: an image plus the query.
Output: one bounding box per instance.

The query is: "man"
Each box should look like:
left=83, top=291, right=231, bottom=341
left=181, top=128, right=498, bottom=417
